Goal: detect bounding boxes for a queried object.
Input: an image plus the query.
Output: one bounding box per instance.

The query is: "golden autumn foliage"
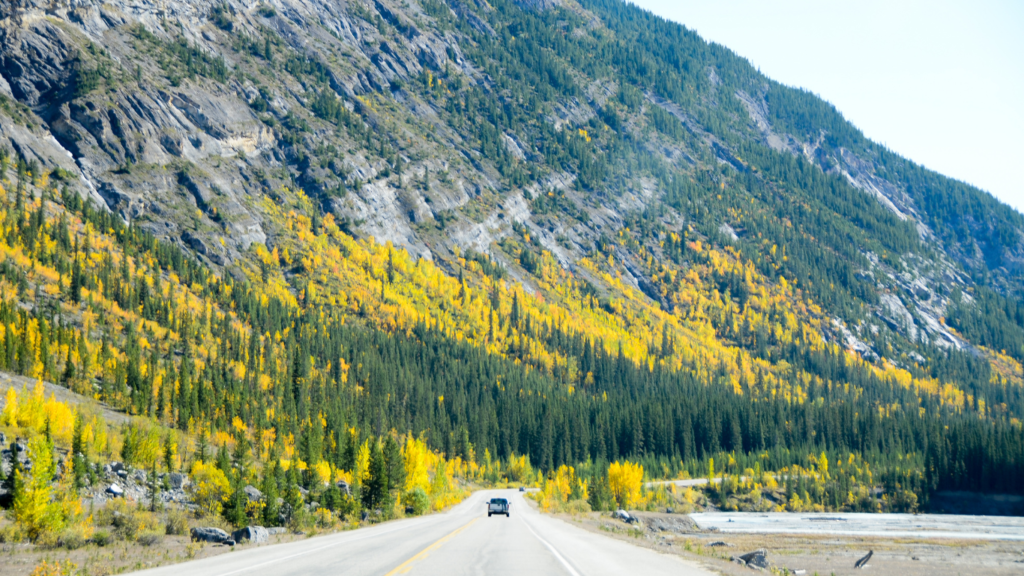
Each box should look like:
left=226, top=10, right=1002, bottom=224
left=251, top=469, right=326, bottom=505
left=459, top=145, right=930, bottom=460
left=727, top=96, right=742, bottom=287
left=249, top=183, right=987, bottom=423
left=28, top=560, right=77, bottom=576
left=402, top=435, right=430, bottom=493
left=607, top=461, right=645, bottom=509
left=2, top=382, right=74, bottom=446
left=535, top=465, right=588, bottom=512
left=12, top=435, right=62, bottom=541
left=189, top=460, right=231, bottom=516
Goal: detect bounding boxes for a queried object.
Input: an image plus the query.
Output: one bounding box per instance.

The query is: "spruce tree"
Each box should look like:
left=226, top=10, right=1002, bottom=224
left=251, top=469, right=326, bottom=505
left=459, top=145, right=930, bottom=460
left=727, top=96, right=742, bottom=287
left=362, top=440, right=388, bottom=512
left=262, top=461, right=280, bottom=526
left=383, top=436, right=405, bottom=492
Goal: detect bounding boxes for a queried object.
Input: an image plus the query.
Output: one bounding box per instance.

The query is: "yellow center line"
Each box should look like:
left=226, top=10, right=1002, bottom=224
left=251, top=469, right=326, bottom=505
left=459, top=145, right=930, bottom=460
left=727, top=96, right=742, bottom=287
left=383, top=516, right=480, bottom=576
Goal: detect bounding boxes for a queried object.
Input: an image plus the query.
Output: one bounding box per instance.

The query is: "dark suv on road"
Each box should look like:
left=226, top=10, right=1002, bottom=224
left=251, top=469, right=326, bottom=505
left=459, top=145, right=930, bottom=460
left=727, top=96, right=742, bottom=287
left=488, top=498, right=510, bottom=517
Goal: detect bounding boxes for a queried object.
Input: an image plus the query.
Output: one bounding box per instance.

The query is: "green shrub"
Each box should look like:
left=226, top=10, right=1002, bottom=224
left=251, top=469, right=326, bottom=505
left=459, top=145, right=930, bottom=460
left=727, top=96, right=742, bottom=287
left=561, top=499, right=592, bottom=515
left=403, top=488, right=430, bottom=516
left=0, top=523, right=26, bottom=543
left=165, top=510, right=189, bottom=535
left=138, top=532, right=163, bottom=546
left=93, top=529, right=113, bottom=546
left=112, top=511, right=145, bottom=541
left=57, top=527, right=90, bottom=549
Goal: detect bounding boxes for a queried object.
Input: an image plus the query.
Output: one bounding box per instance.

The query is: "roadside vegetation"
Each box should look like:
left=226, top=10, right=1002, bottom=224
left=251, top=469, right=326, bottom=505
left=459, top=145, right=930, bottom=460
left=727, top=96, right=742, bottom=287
left=528, top=452, right=921, bottom=516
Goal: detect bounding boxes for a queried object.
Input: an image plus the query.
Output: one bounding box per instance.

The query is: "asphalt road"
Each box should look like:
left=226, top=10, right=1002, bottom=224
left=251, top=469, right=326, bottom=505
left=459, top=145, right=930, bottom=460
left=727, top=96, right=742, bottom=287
left=131, top=489, right=712, bottom=576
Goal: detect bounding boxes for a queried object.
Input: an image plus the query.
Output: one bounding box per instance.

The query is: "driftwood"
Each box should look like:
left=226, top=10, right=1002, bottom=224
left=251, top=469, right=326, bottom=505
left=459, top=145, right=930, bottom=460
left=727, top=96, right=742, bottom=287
left=855, top=550, right=873, bottom=569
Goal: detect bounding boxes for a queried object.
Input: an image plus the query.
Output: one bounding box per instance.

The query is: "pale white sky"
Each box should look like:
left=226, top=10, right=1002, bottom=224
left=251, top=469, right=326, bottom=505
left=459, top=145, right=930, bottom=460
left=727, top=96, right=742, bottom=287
left=629, top=0, right=1024, bottom=215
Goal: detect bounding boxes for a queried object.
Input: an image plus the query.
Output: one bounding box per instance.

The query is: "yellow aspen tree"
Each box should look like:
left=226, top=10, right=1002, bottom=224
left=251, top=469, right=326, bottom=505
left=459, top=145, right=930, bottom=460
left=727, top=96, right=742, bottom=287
left=13, top=435, right=63, bottom=540
left=190, top=461, right=230, bottom=516
left=607, top=461, right=645, bottom=509
left=1, top=387, right=17, bottom=425
left=402, top=436, right=429, bottom=492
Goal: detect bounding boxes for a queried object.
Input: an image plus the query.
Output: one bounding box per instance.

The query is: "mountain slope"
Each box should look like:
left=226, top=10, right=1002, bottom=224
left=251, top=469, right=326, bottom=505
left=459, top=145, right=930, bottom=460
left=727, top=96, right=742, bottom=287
left=0, top=0, right=1022, bottom=499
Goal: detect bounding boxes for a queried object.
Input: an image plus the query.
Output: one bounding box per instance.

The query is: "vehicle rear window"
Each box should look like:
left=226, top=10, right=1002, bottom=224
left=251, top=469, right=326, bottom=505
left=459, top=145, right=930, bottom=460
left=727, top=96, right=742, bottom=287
left=490, top=498, right=507, bottom=504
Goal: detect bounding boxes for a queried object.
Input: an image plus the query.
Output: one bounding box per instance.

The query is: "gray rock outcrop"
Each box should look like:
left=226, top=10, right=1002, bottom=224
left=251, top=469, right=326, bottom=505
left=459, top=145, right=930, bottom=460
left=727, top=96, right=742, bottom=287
left=168, top=472, right=189, bottom=490
left=336, top=480, right=351, bottom=496
left=733, top=549, right=770, bottom=570
left=244, top=485, right=263, bottom=502
left=232, top=525, right=269, bottom=544
left=190, top=527, right=230, bottom=543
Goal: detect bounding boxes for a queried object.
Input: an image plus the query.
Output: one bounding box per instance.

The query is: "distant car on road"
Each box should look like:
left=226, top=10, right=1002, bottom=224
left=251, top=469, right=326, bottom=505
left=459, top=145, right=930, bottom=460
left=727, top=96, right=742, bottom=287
left=488, top=497, right=510, bottom=517
left=519, top=487, right=526, bottom=492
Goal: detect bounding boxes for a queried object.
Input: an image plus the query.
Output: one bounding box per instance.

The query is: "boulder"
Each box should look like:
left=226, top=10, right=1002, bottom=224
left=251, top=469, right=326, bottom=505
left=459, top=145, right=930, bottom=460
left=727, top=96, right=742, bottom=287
left=13, top=442, right=26, bottom=452
left=190, top=527, right=230, bottom=543
left=336, top=480, right=351, bottom=496
left=0, top=432, right=6, bottom=445
left=266, top=527, right=288, bottom=535
left=735, top=549, right=770, bottom=570
left=244, top=485, right=263, bottom=502
left=109, top=462, right=125, bottom=473
left=613, top=509, right=632, bottom=522
left=168, top=472, right=189, bottom=490
left=277, top=502, right=292, bottom=525
left=643, top=515, right=698, bottom=534
left=106, top=483, right=124, bottom=497
left=232, top=526, right=269, bottom=544
left=133, top=469, right=147, bottom=482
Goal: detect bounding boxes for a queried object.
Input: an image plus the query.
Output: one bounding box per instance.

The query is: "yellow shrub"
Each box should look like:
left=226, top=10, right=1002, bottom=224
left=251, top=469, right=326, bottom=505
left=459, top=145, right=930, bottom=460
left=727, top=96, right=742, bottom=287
left=190, top=461, right=230, bottom=516
left=29, top=560, right=77, bottom=576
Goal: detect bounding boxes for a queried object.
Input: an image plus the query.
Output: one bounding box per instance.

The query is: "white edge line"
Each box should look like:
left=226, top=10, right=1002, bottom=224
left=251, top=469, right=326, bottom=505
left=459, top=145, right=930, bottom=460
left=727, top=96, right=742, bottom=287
left=520, top=514, right=583, bottom=576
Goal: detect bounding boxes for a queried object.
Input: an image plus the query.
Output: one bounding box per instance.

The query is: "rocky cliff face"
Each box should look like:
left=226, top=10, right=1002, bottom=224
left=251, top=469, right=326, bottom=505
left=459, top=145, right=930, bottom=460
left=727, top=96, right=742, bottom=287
left=1, top=0, right=1021, bottom=370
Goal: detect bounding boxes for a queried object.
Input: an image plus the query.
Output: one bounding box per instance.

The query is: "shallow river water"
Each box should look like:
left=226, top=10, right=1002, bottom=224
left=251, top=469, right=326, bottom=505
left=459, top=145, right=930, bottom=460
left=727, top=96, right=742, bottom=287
left=689, top=512, right=1024, bottom=540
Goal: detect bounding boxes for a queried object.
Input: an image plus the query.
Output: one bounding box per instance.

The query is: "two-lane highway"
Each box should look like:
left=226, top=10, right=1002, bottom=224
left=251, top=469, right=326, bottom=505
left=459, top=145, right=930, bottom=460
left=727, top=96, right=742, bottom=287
left=131, top=490, right=712, bottom=576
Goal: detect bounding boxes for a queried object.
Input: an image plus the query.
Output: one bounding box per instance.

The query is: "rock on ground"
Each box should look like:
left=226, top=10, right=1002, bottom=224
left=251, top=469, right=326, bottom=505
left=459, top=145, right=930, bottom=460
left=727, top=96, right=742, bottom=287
left=232, top=526, right=269, bottom=544
left=244, top=485, right=263, bottom=502
left=191, top=527, right=230, bottom=543
left=734, top=548, right=770, bottom=570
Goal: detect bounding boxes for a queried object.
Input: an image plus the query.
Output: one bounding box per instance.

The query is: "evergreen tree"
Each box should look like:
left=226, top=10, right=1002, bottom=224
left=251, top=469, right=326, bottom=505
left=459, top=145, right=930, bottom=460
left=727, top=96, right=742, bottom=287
left=262, top=461, right=281, bottom=526
left=362, top=440, right=389, bottom=512
left=383, top=436, right=405, bottom=493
